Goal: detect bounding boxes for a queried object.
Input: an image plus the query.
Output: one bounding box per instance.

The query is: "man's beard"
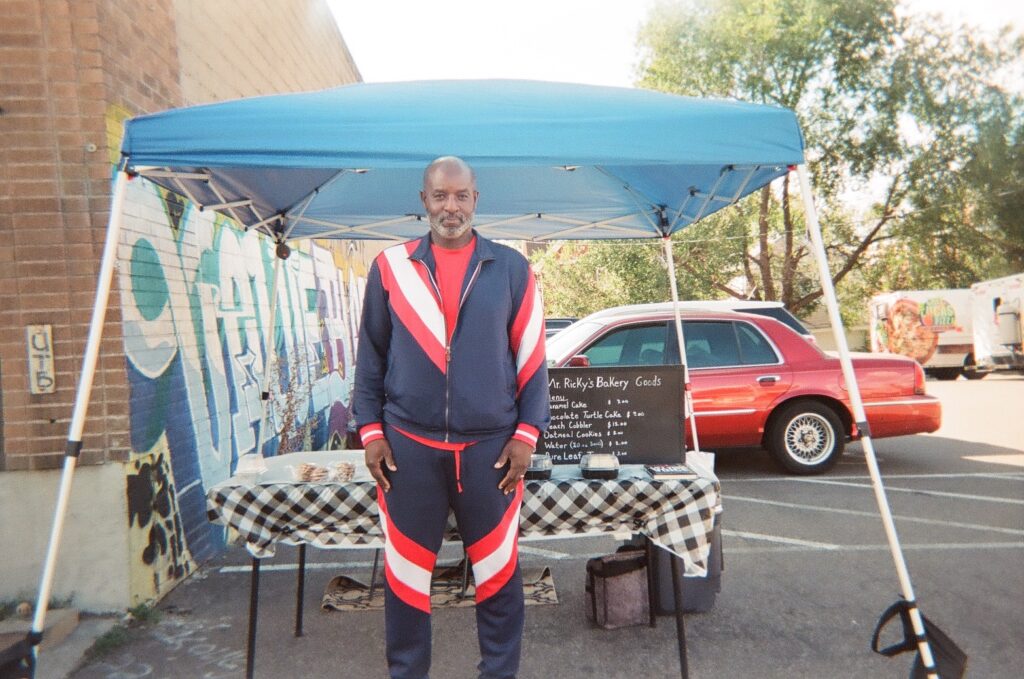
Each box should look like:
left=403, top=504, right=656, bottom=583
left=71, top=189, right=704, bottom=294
left=428, top=212, right=473, bottom=241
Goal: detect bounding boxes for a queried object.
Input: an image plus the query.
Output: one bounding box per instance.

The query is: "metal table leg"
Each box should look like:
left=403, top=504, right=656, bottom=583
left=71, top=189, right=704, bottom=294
left=670, top=555, right=689, bottom=679
left=246, top=556, right=260, bottom=679
left=368, top=548, right=381, bottom=599
left=459, top=549, right=471, bottom=600
left=295, top=544, right=306, bottom=637
left=644, top=538, right=658, bottom=627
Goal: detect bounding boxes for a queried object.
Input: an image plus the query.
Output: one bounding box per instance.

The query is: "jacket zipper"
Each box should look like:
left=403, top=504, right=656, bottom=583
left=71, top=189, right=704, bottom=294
left=446, top=261, right=484, bottom=440
left=417, top=253, right=485, bottom=440
left=422, top=259, right=485, bottom=442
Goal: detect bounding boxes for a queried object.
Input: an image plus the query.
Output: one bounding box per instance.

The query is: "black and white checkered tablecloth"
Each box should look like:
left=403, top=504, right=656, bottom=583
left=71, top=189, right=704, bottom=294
left=207, top=465, right=719, bottom=577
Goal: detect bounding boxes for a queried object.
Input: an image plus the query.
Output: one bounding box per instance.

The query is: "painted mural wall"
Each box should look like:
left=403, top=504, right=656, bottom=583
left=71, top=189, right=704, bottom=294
left=116, top=177, right=370, bottom=601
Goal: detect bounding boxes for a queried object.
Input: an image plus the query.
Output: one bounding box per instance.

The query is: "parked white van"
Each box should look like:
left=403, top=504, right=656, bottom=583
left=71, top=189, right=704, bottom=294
left=869, top=289, right=976, bottom=380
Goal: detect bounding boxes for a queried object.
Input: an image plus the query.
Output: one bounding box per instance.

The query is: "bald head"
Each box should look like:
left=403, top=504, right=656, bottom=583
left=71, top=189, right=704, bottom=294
left=423, top=156, right=476, bottom=191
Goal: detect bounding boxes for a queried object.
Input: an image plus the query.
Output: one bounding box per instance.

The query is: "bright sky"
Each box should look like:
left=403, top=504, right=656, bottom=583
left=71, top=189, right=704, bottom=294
left=328, top=0, right=1023, bottom=87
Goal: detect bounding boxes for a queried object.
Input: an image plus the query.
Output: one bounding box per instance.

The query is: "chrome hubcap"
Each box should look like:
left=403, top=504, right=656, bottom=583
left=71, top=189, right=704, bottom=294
left=784, top=413, right=834, bottom=464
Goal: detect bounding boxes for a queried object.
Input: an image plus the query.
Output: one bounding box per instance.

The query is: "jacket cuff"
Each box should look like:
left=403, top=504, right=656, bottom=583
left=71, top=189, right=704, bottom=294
left=359, top=423, right=385, bottom=447
left=512, top=423, right=540, bottom=450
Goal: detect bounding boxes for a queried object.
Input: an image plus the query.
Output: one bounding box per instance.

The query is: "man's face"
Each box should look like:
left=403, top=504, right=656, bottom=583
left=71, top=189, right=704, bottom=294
left=421, top=165, right=478, bottom=247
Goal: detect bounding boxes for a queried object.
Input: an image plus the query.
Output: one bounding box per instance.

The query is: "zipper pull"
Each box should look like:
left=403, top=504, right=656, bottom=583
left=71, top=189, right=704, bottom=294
left=445, top=344, right=451, bottom=364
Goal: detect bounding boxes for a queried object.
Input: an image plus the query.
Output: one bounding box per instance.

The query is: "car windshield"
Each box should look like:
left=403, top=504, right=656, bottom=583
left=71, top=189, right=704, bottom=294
left=545, top=320, right=603, bottom=365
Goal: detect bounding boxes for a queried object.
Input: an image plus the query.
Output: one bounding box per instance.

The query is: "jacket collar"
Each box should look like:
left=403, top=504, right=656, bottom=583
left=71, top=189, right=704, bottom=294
left=408, top=229, right=496, bottom=264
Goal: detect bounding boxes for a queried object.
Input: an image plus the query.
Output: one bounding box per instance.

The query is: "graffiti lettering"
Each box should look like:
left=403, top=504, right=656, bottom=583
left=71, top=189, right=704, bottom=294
left=117, top=180, right=371, bottom=600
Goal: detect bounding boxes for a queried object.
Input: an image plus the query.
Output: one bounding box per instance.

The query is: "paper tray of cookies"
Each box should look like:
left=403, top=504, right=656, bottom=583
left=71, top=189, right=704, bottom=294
left=287, top=461, right=357, bottom=483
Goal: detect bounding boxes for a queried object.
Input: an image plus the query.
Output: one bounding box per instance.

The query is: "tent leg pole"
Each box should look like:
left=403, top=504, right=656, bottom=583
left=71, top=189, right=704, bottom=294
left=30, top=169, right=131, bottom=651
left=253, top=252, right=284, bottom=457
left=795, top=164, right=937, bottom=675
left=663, top=236, right=701, bottom=454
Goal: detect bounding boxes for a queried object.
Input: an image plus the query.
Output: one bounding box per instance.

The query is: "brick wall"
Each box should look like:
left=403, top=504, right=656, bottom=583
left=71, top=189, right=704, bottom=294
left=0, top=0, right=360, bottom=471
left=175, top=0, right=360, bottom=104
left=0, top=0, right=180, bottom=471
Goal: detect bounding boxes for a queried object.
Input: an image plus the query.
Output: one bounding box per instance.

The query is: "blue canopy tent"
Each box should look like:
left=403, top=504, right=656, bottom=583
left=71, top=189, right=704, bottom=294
left=27, top=80, right=940, bottom=677
left=118, top=79, right=801, bottom=241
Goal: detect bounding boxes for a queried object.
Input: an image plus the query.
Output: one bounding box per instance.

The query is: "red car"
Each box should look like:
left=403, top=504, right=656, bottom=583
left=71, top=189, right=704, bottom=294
left=545, top=306, right=941, bottom=474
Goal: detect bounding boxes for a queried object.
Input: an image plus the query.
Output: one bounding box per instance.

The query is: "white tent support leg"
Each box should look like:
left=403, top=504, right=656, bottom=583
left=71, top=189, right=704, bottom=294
left=30, top=170, right=131, bottom=646
left=795, top=164, right=937, bottom=676
left=662, top=235, right=701, bottom=454
left=253, top=252, right=284, bottom=457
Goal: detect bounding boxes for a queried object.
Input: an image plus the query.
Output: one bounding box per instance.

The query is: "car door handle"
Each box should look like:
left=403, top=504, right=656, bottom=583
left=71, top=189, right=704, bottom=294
left=757, top=375, right=781, bottom=384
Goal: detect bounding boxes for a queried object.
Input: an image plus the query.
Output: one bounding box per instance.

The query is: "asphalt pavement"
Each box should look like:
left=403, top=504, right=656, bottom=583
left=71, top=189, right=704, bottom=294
left=64, top=374, right=1024, bottom=679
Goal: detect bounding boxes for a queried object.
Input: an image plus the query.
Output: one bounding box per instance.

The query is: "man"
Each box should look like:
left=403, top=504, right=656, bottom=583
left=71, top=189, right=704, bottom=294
left=354, top=156, right=550, bottom=679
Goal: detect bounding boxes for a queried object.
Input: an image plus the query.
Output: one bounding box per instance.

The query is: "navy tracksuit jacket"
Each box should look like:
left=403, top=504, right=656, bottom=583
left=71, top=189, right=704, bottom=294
left=353, top=231, right=550, bottom=679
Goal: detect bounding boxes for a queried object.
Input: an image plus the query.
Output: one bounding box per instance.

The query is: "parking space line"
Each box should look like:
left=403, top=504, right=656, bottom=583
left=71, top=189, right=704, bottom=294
left=725, top=495, right=1024, bottom=536
left=792, top=478, right=1024, bottom=505
left=963, top=454, right=1024, bottom=468
left=726, top=541, right=1024, bottom=555
left=727, top=471, right=1024, bottom=482
left=722, top=529, right=841, bottom=550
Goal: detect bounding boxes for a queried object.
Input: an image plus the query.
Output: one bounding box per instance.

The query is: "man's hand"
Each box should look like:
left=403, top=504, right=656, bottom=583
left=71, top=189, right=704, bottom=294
left=365, top=439, right=396, bottom=492
left=495, top=439, right=533, bottom=495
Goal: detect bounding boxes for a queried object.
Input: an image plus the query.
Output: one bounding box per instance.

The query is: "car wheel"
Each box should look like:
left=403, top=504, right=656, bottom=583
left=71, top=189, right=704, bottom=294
left=930, top=368, right=960, bottom=381
left=767, top=401, right=844, bottom=475
left=962, top=354, right=987, bottom=380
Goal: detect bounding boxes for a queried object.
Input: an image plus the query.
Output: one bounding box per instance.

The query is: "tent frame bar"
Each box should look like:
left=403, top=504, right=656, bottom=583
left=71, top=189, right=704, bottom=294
left=200, top=198, right=253, bottom=212
left=171, top=174, right=202, bottom=210
left=686, top=170, right=731, bottom=225
left=290, top=214, right=415, bottom=240
left=136, top=169, right=211, bottom=181
left=205, top=175, right=256, bottom=226
left=594, top=166, right=663, bottom=217
left=668, top=164, right=763, bottom=233
left=795, top=164, right=937, bottom=676
left=535, top=217, right=654, bottom=240
left=286, top=211, right=660, bottom=243
left=246, top=213, right=283, bottom=234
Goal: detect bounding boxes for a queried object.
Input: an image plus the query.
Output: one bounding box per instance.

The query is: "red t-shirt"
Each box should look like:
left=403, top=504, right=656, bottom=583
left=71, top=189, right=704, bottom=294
left=431, top=237, right=476, bottom=344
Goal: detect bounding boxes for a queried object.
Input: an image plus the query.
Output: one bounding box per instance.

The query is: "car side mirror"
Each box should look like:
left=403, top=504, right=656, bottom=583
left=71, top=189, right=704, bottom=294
left=566, top=355, right=591, bottom=368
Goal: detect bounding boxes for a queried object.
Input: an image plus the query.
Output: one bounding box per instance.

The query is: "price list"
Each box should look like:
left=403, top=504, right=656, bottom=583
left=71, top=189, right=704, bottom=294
left=537, top=366, right=685, bottom=464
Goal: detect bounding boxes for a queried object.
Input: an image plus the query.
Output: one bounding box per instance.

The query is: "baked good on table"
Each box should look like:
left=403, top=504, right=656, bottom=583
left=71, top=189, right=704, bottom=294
left=297, top=462, right=328, bottom=482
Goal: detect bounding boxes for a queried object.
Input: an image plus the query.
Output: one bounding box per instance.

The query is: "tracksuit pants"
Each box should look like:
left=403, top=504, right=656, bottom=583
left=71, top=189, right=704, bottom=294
left=378, top=424, right=525, bottom=679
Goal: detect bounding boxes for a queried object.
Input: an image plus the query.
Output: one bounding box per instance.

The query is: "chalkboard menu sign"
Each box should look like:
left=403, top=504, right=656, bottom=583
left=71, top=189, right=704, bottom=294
left=537, top=366, right=685, bottom=465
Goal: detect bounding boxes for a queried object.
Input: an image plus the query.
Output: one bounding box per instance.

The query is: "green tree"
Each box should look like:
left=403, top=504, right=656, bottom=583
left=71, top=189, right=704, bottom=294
left=635, top=0, right=1022, bottom=312
left=532, top=240, right=670, bottom=317
left=969, top=114, right=1024, bottom=271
